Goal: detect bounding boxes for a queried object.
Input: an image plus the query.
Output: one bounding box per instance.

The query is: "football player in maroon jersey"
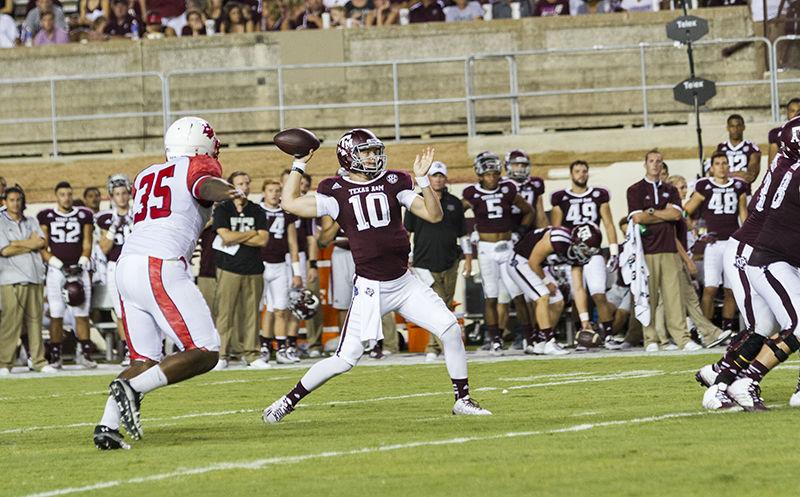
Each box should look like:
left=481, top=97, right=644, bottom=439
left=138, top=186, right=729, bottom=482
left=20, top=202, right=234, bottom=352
left=767, top=98, right=800, bottom=165
left=550, top=160, right=620, bottom=345
left=264, top=129, right=490, bottom=422
left=462, top=151, right=534, bottom=355
left=38, top=181, right=95, bottom=369
left=504, top=150, right=548, bottom=230
left=715, top=114, right=762, bottom=186
left=684, top=152, right=748, bottom=333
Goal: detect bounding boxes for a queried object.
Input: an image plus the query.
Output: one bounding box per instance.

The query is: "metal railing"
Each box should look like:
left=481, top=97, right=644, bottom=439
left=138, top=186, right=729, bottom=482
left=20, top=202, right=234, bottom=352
left=0, top=35, right=781, bottom=157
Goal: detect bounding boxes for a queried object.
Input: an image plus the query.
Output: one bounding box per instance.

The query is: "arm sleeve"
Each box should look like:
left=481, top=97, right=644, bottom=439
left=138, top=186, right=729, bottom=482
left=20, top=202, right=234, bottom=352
left=212, top=204, right=230, bottom=231
left=96, top=213, right=111, bottom=231
left=315, top=193, right=340, bottom=219
left=598, top=188, right=610, bottom=205
left=187, top=155, right=224, bottom=202
left=33, top=220, right=45, bottom=238
left=255, top=206, right=269, bottom=231
left=668, top=186, right=683, bottom=211
left=395, top=172, right=417, bottom=209
left=504, top=181, right=518, bottom=203
left=403, top=210, right=416, bottom=232
left=752, top=142, right=761, bottom=152
left=627, top=186, right=642, bottom=217
left=0, top=225, right=10, bottom=253
left=36, top=210, right=47, bottom=226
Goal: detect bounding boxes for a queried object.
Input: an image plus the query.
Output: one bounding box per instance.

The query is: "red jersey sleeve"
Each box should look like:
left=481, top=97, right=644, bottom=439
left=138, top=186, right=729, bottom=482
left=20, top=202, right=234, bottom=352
left=187, top=155, right=224, bottom=203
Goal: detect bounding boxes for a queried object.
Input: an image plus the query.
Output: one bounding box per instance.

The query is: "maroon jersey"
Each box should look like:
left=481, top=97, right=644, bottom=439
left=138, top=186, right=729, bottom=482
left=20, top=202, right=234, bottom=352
left=463, top=180, right=518, bottom=234
left=733, top=156, right=793, bottom=245
left=295, top=217, right=314, bottom=253
left=514, top=226, right=582, bottom=265
left=768, top=126, right=781, bottom=146
left=95, top=209, right=133, bottom=262
left=508, top=176, right=544, bottom=227
left=197, top=224, right=216, bottom=278
left=550, top=187, right=609, bottom=234
left=626, top=179, right=682, bottom=254
left=692, top=177, right=747, bottom=241
left=37, top=207, right=94, bottom=265
left=261, top=205, right=295, bottom=264
left=716, top=140, right=760, bottom=174
left=316, top=170, right=415, bottom=281
left=751, top=162, right=800, bottom=267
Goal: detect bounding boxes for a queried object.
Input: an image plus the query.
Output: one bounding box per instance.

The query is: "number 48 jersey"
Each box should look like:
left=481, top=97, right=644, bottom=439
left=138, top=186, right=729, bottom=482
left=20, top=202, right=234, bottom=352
left=122, top=155, right=223, bottom=261
left=550, top=187, right=609, bottom=231
left=693, top=177, right=747, bottom=240
left=316, top=170, right=416, bottom=282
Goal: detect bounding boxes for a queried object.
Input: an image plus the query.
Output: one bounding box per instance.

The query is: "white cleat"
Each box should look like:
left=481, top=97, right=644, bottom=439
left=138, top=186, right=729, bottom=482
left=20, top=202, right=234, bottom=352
left=702, top=384, right=742, bottom=411
left=663, top=343, right=679, bottom=351
left=79, top=356, right=98, bottom=369
left=728, top=378, right=768, bottom=412
left=532, top=341, right=546, bottom=355
left=213, top=358, right=228, bottom=371
left=262, top=395, right=295, bottom=424
left=0, top=367, right=10, bottom=376
left=452, top=396, right=492, bottom=416
left=683, top=341, right=703, bottom=352
left=644, top=343, right=659, bottom=352
left=425, top=352, right=438, bottom=363
left=249, top=358, right=271, bottom=370
left=543, top=338, right=569, bottom=356
left=286, top=347, right=301, bottom=363
left=308, top=349, right=321, bottom=358
left=40, top=365, right=59, bottom=374
left=695, top=364, right=718, bottom=388
left=276, top=349, right=294, bottom=364
left=789, top=390, right=800, bottom=408
left=489, top=340, right=504, bottom=357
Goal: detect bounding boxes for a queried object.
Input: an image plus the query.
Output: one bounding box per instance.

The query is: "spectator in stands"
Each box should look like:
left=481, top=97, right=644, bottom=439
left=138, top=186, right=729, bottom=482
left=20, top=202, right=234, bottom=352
left=282, top=0, right=325, bottom=29
left=167, top=0, right=205, bottom=35
left=147, top=0, right=187, bottom=27
left=0, top=177, right=6, bottom=207
left=573, top=0, right=622, bottom=14
left=261, top=0, right=284, bottom=30
left=87, top=16, right=110, bottom=40
left=144, top=12, right=178, bottom=37
left=220, top=2, right=254, bottom=32
left=328, top=4, right=347, bottom=26
left=79, top=0, right=109, bottom=25
left=408, top=0, right=444, bottom=23
left=83, top=187, right=101, bottom=214
left=366, top=0, right=398, bottom=25
left=24, top=0, right=67, bottom=36
left=493, top=0, right=532, bottom=18
left=345, top=0, right=373, bottom=25
left=444, top=0, right=482, bottom=21
left=705, top=0, right=747, bottom=6
left=619, top=0, right=652, bottom=12
left=533, top=0, right=569, bottom=16
left=0, top=11, right=16, bottom=48
left=0, top=186, right=52, bottom=375
left=205, top=0, right=223, bottom=29
left=33, top=10, right=69, bottom=45
left=181, top=9, right=208, bottom=34
left=105, top=0, right=136, bottom=36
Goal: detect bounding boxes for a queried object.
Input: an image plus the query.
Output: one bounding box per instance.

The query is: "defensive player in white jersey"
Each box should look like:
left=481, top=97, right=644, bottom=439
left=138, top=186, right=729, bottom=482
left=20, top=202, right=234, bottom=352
left=93, top=117, right=245, bottom=450
left=263, top=128, right=490, bottom=423
left=550, top=160, right=620, bottom=343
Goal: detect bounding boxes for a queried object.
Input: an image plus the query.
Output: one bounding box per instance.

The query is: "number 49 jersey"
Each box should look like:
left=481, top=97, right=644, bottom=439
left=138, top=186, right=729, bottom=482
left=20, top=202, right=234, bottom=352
left=37, top=207, right=94, bottom=266
left=316, top=170, right=416, bottom=282
left=122, top=155, right=223, bottom=261
left=550, top=187, right=609, bottom=230
left=693, top=177, right=748, bottom=240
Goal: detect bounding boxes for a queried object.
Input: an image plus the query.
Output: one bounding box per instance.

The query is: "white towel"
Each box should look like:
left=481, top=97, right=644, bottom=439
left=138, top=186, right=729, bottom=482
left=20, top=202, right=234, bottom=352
left=620, top=222, right=651, bottom=326
left=353, top=276, right=383, bottom=349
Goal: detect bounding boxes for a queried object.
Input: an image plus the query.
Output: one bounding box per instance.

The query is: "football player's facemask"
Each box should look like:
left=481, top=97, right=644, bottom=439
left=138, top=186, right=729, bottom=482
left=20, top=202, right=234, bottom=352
left=351, top=143, right=387, bottom=178
left=568, top=223, right=602, bottom=265
left=474, top=151, right=502, bottom=176
left=505, top=150, right=531, bottom=181
left=107, top=174, right=131, bottom=195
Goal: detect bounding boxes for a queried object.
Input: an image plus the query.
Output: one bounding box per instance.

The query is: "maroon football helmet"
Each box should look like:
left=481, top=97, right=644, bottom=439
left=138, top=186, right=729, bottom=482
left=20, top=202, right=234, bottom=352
left=62, top=266, right=86, bottom=307
left=505, top=149, right=531, bottom=181
left=289, top=288, right=320, bottom=320
left=473, top=151, right=502, bottom=176
left=779, top=114, right=800, bottom=160
left=336, top=128, right=387, bottom=178
left=568, top=223, right=602, bottom=265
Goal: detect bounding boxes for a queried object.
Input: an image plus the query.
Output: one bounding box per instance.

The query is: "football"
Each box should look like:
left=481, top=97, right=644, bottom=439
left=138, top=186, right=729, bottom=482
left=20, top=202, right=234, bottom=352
left=576, top=329, right=602, bottom=348
left=273, top=128, right=320, bottom=158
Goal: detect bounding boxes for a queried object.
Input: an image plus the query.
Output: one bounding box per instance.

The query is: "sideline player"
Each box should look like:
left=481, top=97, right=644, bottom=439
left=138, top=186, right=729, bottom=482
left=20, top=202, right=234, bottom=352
left=683, top=152, right=748, bottom=335
left=462, top=151, right=534, bottom=355
left=767, top=98, right=800, bottom=165
left=715, top=114, right=762, bottom=186
left=550, top=160, right=620, bottom=343
left=38, top=182, right=95, bottom=368
left=96, top=174, right=134, bottom=364
left=92, top=117, right=245, bottom=450
left=263, top=128, right=491, bottom=422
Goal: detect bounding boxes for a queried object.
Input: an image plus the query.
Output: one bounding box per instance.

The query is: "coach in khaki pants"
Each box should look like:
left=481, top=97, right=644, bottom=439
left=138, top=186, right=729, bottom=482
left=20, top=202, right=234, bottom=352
left=627, top=150, right=696, bottom=351
left=403, top=161, right=466, bottom=359
left=0, top=186, right=52, bottom=374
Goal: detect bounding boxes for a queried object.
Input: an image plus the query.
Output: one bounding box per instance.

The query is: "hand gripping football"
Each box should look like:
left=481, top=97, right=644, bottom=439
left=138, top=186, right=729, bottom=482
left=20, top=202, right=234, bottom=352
left=576, top=328, right=602, bottom=348
left=273, top=128, right=320, bottom=158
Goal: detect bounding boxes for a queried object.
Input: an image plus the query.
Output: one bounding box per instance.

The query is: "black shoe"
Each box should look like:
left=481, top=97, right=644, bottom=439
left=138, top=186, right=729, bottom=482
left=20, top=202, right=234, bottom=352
left=93, top=425, right=131, bottom=450
left=109, top=379, right=143, bottom=440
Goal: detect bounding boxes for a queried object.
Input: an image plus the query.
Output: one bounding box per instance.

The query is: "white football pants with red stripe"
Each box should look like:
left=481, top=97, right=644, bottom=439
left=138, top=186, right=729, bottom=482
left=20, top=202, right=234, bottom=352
left=115, top=254, right=220, bottom=362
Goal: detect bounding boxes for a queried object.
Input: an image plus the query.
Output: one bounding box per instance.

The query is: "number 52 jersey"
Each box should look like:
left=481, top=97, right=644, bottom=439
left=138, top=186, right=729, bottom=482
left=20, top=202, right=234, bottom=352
left=122, top=155, right=223, bottom=261
left=316, top=170, right=416, bottom=282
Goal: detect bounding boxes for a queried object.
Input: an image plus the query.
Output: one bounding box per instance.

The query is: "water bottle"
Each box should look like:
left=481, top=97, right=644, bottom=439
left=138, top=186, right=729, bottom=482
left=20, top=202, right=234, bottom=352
left=22, top=25, right=33, bottom=47
left=131, top=19, right=140, bottom=40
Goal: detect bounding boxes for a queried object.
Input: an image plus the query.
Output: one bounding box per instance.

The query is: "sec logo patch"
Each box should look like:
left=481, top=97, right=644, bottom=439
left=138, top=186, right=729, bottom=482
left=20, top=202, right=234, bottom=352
left=387, top=174, right=398, bottom=184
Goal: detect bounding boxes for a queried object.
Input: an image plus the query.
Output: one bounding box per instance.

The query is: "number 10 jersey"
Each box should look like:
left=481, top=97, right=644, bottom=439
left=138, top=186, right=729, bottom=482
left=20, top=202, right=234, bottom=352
left=316, top=170, right=417, bottom=281
left=122, top=155, right=223, bottom=262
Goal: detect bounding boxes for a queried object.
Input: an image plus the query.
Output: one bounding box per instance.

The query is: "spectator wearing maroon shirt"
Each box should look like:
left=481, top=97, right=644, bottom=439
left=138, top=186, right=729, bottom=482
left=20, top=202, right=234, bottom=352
left=147, top=0, right=186, bottom=21
left=627, top=149, right=694, bottom=351
left=105, top=0, right=136, bottom=36
left=33, top=10, right=69, bottom=45
left=768, top=97, right=800, bottom=165
left=408, top=0, right=444, bottom=23
left=533, top=0, right=569, bottom=16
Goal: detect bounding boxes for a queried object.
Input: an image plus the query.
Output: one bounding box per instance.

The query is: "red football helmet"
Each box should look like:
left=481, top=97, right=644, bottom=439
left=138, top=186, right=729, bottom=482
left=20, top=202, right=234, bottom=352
left=289, top=288, right=320, bottom=320
left=473, top=151, right=502, bottom=176
left=336, top=128, right=386, bottom=178
left=568, top=223, right=602, bottom=265
left=62, top=266, right=86, bottom=307
left=779, top=114, right=800, bottom=160
left=505, top=149, right=531, bottom=181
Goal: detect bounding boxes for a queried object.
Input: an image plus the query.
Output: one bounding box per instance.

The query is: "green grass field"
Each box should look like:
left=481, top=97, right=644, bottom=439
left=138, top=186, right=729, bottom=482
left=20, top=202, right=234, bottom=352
left=2, top=352, right=799, bottom=497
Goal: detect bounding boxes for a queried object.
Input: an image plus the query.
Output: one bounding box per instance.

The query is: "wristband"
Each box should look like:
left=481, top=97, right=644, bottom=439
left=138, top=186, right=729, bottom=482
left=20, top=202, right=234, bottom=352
left=309, top=260, right=318, bottom=269
left=415, top=175, right=431, bottom=189
left=579, top=312, right=590, bottom=322
left=292, top=261, right=301, bottom=276
left=609, top=243, right=619, bottom=256
left=48, top=256, right=63, bottom=270
left=291, top=160, right=307, bottom=174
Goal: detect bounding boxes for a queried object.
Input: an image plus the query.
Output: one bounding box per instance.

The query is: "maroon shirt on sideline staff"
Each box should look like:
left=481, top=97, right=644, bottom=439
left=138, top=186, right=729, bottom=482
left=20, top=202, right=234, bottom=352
left=550, top=187, right=610, bottom=239
left=37, top=207, right=94, bottom=265
left=750, top=162, right=800, bottom=267
left=197, top=224, right=217, bottom=278
left=508, top=176, right=544, bottom=227
left=95, top=209, right=133, bottom=262
left=692, top=177, right=748, bottom=241
left=463, top=180, right=518, bottom=234
left=626, top=179, right=682, bottom=254
left=733, top=155, right=794, bottom=246
left=262, top=205, right=295, bottom=264
left=316, top=170, right=415, bottom=281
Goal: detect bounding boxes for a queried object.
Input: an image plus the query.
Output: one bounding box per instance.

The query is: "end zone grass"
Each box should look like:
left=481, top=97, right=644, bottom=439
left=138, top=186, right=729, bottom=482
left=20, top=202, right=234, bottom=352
left=1, top=353, right=798, bottom=497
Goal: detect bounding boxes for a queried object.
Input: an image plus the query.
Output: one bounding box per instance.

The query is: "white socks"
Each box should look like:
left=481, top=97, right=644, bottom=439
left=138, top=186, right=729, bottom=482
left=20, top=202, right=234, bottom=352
left=99, top=396, right=120, bottom=430
left=440, top=322, right=468, bottom=379
left=299, top=356, right=353, bottom=391
left=129, top=366, right=168, bottom=394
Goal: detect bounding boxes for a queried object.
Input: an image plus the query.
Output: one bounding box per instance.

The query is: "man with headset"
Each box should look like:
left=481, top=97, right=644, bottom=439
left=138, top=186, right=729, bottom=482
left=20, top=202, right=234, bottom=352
left=0, top=186, right=55, bottom=375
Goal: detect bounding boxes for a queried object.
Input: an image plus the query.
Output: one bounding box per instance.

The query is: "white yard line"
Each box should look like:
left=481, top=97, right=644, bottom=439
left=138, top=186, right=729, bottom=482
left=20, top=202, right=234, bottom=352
left=18, top=410, right=715, bottom=497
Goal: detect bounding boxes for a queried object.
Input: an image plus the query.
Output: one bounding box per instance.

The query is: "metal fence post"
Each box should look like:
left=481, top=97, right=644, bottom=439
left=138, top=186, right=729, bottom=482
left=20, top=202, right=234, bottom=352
left=639, top=43, right=649, bottom=129
left=49, top=79, right=58, bottom=157
left=277, top=66, right=285, bottom=131
left=506, top=55, right=520, bottom=134
left=161, top=74, right=171, bottom=135
left=464, top=57, right=475, bottom=137
left=771, top=37, right=783, bottom=121
left=392, top=62, right=401, bottom=141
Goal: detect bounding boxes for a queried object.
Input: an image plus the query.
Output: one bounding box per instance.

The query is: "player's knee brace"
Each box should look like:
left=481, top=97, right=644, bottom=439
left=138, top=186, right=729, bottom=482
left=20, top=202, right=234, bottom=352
left=767, top=330, right=800, bottom=363
left=735, top=332, right=766, bottom=364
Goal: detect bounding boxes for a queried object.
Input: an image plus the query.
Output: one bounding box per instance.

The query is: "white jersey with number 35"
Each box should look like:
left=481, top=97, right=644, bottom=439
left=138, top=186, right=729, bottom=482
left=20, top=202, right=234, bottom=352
left=122, top=155, right=223, bottom=261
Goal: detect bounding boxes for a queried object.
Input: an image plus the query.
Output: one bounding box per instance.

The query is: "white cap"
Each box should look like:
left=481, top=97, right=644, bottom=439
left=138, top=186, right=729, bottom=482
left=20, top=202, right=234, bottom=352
left=428, top=161, right=448, bottom=177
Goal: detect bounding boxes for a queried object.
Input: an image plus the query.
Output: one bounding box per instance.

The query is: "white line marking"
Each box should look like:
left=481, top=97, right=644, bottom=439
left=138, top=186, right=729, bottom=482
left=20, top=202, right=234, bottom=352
left=18, top=410, right=714, bottom=497
left=498, top=372, right=595, bottom=382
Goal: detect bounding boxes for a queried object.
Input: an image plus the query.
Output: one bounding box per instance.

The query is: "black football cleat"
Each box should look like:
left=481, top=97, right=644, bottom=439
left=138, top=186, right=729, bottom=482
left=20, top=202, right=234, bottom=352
left=109, top=378, right=143, bottom=440
left=93, top=425, right=131, bottom=450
